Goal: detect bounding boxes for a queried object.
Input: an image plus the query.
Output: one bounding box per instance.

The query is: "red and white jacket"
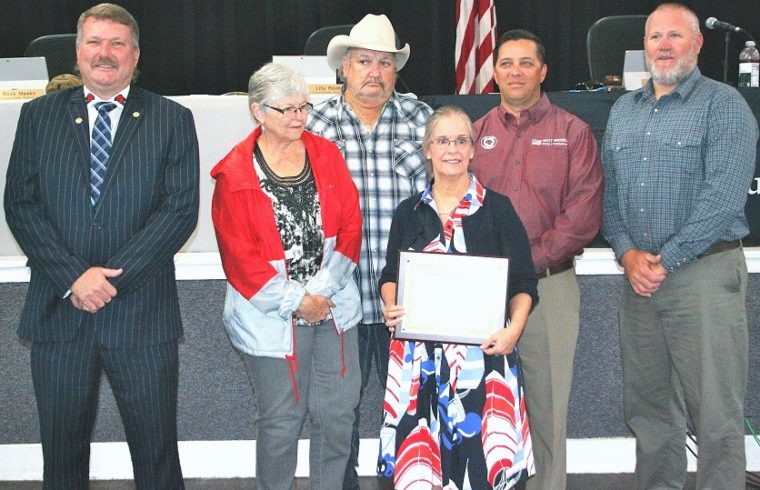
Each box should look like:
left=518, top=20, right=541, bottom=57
left=211, top=127, right=362, bottom=362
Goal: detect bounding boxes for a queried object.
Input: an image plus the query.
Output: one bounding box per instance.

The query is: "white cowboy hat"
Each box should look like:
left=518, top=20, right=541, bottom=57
left=326, top=14, right=410, bottom=71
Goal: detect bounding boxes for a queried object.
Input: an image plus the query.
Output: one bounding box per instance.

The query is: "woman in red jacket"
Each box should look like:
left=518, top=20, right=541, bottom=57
left=210, top=63, right=362, bottom=490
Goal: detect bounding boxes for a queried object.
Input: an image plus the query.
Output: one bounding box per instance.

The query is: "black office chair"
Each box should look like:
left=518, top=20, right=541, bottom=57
left=304, top=25, right=354, bottom=55
left=304, top=24, right=402, bottom=55
left=586, top=15, right=648, bottom=82
left=24, top=33, right=78, bottom=79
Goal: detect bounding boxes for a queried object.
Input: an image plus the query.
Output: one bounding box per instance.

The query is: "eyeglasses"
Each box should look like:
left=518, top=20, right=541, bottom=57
left=264, top=102, right=314, bottom=116
left=430, top=136, right=473, bottom=149
left=569, top=81, right=606, bottom=92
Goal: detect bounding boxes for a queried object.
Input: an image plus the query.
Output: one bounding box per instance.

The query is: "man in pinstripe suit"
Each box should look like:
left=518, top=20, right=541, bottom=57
left=4, top=4, right=199, bottom=489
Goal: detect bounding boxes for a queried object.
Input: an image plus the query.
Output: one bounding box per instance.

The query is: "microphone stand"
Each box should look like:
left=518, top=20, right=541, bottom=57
left=723, top=31, right=730, bottom=84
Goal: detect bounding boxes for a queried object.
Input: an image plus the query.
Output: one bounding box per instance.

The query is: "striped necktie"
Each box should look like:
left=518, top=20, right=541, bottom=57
left=90, top=101, right=117, bottom=205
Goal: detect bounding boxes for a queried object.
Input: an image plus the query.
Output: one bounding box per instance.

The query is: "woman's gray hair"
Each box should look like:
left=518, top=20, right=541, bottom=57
left=421, top=105, right=476, bottom=178
left=248, top=62, right=309, bottom=122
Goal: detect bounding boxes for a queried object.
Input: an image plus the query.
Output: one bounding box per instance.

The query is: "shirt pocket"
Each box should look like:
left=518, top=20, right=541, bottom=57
left=331, top=139, right=347, bottom=155
left=654, top=132, right=704, bottom=179
left=393, top=138, right=425, bottom=179
left=608, top=129, right=642, bottom=182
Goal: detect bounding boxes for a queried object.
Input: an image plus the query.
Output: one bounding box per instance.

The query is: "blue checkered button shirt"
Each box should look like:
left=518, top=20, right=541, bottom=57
left=602, top=68, right=758, bottom=272
left=307, top=91, right=432, bottom=323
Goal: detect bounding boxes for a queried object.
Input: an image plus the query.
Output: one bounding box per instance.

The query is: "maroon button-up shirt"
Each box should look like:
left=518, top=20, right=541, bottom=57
left=471, top=94, right=603, bottom=273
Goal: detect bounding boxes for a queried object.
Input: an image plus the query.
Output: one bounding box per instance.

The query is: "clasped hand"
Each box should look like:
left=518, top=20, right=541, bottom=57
left=621, top=249, right=668, bottom=297
left=70, top=267, right=123, bottom=313
left=296, top=294, right=335, bottom=324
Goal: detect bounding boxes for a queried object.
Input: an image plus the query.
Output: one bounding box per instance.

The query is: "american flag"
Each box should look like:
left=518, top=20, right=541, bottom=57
left=455, top=0, right=498, bottom=94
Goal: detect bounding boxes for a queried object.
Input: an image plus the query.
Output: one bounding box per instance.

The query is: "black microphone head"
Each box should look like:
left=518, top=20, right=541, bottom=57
left=705, top=17, right=718, bottom=29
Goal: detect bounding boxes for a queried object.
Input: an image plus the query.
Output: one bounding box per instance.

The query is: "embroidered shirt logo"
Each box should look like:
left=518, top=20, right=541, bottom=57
left=480, top=135, right=497, bottom=150
left=531, top=138, right=568, bottom=146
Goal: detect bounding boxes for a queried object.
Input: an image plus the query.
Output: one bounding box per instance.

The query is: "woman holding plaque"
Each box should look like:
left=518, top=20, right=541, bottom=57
left=376, top=106, right=538, bottom=490
left=211, top=63, right=362, bottom=490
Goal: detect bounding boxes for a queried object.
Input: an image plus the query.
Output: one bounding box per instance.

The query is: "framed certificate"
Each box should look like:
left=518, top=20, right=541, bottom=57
left=395, top=250, right=509, bottom=345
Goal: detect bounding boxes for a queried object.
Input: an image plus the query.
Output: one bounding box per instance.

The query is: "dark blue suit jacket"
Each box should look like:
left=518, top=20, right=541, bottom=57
left=4, top=86, right=200, bottom=348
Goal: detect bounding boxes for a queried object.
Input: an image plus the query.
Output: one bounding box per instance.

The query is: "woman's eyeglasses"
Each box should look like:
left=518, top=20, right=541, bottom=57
left=264, top=102, right=314, bottom=116
left=430, top=136, right=473, bottom=149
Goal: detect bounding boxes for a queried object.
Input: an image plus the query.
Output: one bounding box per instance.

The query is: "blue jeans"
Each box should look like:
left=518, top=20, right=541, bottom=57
left=343, top=322, right=391, bottom=490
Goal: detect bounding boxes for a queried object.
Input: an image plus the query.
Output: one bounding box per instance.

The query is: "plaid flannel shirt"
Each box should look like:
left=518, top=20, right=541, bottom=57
left=307, top=91, right=432, bottom=323
left=602, top=68, right=758, bottom=272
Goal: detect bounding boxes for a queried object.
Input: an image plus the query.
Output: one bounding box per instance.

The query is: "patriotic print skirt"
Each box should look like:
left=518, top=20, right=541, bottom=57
left=377, top=340, right=534, bottom=490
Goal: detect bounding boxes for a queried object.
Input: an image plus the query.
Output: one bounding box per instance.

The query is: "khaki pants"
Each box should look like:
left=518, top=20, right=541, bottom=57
left=519, top=268, right=580, bottom=490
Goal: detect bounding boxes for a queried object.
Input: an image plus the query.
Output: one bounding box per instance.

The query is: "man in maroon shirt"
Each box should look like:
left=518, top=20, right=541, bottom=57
left=471, top=29, right=603, bottom=490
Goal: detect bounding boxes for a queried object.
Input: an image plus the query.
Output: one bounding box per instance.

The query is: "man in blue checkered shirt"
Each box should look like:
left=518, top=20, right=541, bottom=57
left=306, top=14, right=432, bottom=489
left=602, top=4, right=757, bottom=488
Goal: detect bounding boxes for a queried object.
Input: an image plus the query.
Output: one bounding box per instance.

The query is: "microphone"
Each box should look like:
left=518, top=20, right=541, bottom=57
left=705, top=17, right=744, bottom=34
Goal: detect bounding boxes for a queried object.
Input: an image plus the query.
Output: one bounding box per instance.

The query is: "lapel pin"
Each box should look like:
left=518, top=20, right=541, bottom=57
left=75, top=117, right=83, bottom=124
left=132, top=111, right=140, bottom=118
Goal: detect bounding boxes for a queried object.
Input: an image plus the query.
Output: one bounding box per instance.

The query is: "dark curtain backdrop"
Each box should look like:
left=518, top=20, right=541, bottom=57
left=1, top=0, right=759, bottom=96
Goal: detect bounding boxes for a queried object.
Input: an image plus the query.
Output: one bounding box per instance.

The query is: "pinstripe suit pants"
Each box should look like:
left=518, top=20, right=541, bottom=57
left=30, top=326, right=184, bottom=490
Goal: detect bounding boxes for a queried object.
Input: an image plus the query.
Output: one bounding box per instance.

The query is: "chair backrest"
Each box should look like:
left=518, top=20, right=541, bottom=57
left=304, top=24, right=402, bottom=57
left=24, top=34, right=77, bottom=79
left=587, top=15, right=648, bottom=82
left=304, top=25, right=354, bottom=56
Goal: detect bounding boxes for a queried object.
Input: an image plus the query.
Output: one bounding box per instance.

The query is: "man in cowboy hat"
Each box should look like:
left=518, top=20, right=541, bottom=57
left=306, top=13, right=432, bottom=489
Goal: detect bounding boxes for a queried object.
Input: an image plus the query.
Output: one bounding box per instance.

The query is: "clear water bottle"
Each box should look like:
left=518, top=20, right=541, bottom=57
left=739, top=40, right=760, bottom=88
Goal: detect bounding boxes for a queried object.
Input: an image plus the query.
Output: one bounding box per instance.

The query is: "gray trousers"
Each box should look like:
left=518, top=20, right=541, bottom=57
left=619, top=248, right=748, bottom=490
left=240, top=321, right=360, bottom=490
left=520, top=268, right=580, bottom=490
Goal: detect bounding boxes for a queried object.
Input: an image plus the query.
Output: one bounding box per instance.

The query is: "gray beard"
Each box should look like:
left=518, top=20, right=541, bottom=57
left=646, top=55, right=697, bottom=86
